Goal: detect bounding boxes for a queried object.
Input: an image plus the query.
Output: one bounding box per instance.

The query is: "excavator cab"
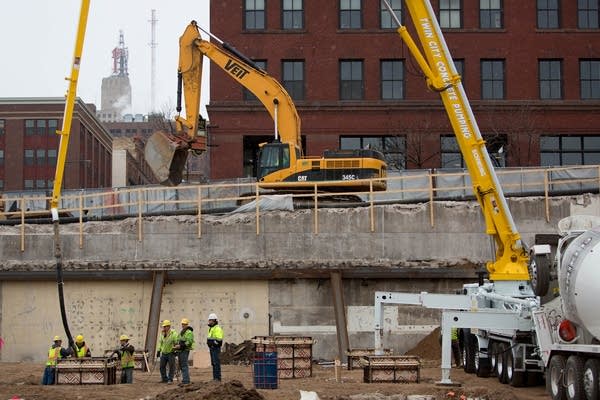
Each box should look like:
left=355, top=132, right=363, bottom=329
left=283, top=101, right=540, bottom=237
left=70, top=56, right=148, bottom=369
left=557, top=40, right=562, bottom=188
left=257, top=141, right=295, bottom=181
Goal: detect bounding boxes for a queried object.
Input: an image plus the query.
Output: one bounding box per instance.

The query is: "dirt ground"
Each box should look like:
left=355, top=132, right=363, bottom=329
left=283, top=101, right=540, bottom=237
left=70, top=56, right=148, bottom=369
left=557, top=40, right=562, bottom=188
left=0, top=360, right=550, bottom=400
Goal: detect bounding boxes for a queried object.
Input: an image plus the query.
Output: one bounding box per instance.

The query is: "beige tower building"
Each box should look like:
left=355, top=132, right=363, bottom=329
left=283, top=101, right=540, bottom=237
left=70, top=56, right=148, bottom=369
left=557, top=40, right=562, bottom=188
left=97, top=30, right=132, bottom=123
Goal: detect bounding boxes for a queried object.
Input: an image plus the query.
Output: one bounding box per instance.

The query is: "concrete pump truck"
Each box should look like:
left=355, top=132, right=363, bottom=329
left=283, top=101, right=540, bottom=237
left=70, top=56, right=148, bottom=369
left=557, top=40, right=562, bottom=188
left=375, top=2, right=600, bottom=400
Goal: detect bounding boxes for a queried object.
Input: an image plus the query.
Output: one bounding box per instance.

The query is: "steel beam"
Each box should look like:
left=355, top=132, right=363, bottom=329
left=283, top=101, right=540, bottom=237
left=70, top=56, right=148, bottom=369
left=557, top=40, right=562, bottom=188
left=330, top=271, right=350, bottom=363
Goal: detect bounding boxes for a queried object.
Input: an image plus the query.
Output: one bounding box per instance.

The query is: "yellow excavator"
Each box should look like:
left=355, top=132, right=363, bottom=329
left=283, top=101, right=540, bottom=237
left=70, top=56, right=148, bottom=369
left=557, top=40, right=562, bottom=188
left=145, top=21, right=387, bottom=192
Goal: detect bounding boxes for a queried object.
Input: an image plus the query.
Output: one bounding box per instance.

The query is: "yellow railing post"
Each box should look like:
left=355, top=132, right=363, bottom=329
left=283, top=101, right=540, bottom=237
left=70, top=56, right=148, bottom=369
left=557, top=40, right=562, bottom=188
left=138, top=189, right=143, bottom=242
left=370, top=180, right=375, bottom=232
left=79, top=193, right=84, bottom=248
left=20, top=198, right=25, bottom=252
left=544, top=170, right=550, bottom=222
left=197, top=186, right=202, bottom=238
left=255, top=184, right=260, bottom=235
left=429, top=172, right=434, bottom=228
left=314, top=183, right=319, bottom=235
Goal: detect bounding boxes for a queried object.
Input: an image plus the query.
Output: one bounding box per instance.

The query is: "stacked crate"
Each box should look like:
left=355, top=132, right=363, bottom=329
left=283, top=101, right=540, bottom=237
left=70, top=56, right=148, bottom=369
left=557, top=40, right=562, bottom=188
left=252, top=336, right=314, bottom=379
left=56, top=357, right=118, bottom=385
left=346, top=348, right=393, bottom=370
left=362, top=355, right=420, bottom=383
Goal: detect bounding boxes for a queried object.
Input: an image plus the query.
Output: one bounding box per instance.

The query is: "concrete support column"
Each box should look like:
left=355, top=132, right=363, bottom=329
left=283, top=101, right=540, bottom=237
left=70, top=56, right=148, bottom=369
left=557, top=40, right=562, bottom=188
left=330, top=271, right=350, bottom=363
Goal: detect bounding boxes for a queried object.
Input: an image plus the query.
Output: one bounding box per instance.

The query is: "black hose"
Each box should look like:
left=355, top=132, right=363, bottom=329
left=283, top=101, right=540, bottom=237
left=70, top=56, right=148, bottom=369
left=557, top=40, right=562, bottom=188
left=176, top=72, right=183, bottom=113
left=54, top=222, right=75, bottom=353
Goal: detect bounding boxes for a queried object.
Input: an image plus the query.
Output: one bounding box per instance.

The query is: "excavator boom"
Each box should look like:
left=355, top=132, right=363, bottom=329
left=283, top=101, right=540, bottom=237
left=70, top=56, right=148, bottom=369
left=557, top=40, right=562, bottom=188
left=145, top=21, right=301, bottom=185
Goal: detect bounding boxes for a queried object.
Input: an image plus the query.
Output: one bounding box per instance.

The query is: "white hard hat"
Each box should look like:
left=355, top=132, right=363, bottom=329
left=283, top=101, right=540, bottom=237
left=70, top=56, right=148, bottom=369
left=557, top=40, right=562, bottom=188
left=208, top=313, right=218, bottom=320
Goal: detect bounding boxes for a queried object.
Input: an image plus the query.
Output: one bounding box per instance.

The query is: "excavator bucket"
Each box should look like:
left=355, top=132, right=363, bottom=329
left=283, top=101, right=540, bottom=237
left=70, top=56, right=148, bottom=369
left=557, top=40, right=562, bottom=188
left=144, top=131, right=190, bottom=186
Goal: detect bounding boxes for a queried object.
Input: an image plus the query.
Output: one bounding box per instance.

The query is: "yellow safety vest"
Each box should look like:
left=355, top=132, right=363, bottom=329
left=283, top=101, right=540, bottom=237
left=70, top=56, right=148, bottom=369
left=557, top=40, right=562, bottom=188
left=46, top=346, right=62, bottom=366
left=121, top=350, right=135, bottom=369
left=76, top=344, right=89, bottom=358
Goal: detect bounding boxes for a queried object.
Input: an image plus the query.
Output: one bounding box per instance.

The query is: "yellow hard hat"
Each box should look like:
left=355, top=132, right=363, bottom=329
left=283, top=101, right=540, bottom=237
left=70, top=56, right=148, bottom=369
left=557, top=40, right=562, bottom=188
left=181, top=318, right=190, bottom=325
left=161, top=320, right=171, bottom=327
left=75, top=335, right=84, bottom=343
left=120, top=334, right=129, bottom=341
left=53, top=336, right=61, bottom=342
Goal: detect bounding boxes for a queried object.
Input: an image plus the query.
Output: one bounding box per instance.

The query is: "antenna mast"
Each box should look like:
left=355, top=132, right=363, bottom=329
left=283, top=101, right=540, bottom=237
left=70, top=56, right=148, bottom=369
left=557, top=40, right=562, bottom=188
left=149, top=9, right=158, bottom=112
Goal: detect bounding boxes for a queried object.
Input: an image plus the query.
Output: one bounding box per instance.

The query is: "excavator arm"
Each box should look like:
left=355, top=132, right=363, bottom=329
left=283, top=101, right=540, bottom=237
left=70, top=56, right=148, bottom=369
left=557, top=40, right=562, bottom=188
left=383, top=0, right=529, bottom=282
left=145, top=21, right=301, bottom=185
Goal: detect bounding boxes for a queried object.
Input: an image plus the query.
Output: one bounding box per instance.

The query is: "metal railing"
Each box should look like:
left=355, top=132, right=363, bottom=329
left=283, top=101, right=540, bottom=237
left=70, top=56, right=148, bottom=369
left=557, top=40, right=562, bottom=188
left=1, top=165, right=599, bottom=252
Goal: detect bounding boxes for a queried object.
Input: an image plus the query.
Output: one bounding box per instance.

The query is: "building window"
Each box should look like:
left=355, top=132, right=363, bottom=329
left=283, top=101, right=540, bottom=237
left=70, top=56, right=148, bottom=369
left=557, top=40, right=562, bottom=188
left=481, top=59, right=504, bottom=99
left=0, top=180, right=3, bottom=190
left=340, top=135, right=406, bottom=169
left=36, top=119, right=47, bottom=135
left=537, top=0, right=560, bottom=28
left=36, top=179, right=46, bottom=189
left=441, top=136, right=464, bottom=168
left=539, top=60, right=562, bottom=99
left=0, top=149, right=4, bottom=166
left=454, top=59, right=465, bottom=84
left=541, top=135, right=600, bottom=166
left=381, top=60, right=404, bottom=99
left=340, top=0, right=362, bottom=29
left=48, top=119, right=58, bottom=136
left=580, top=59, right=600, bottom=99
left=380, top=0, right=401, bottom=28
left=578, top=0, right=599, bottom=29
left=442, top=134, right=506, bottom=168
left=282, top=0, right=303, bottom=29
left=282, top=60, right=304, bottom=100
left=480, top=0, right=503, bottom=28
left=48, top=149, right=57, bottom=166
left=24, top=149, right=34, bottom=166
left=440, top=0, right=462, bottom=29
left=245, top=0, right=266, bottom=30
left=24, top=180, right=34, bottom=189
left=25, top=120, right=35, bottom=136
left=243, top=60, right=267, bottom=100
left=36, top=149, right=46, bottom=165
left=340, top=60, right=364, bottom=100
left=0, top=119, right=4, bottom=135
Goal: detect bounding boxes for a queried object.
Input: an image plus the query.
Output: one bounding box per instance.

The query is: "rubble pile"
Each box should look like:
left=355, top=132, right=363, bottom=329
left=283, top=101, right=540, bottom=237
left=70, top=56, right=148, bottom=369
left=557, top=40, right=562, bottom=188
left=220, top=340, right=255, bottom=365
left=153, top=380, right=264, bottom=400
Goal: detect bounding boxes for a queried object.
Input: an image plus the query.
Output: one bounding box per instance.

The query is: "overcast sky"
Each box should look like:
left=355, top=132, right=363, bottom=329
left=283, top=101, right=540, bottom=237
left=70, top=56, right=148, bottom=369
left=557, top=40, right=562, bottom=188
left=0, top=0, right=210, bottom=117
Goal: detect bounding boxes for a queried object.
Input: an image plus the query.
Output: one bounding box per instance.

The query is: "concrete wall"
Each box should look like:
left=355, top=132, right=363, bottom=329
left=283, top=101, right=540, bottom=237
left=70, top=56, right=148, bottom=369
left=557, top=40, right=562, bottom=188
left=1, top=194, right=599, bottom=362
left=0, top=280, right=268, bottom=363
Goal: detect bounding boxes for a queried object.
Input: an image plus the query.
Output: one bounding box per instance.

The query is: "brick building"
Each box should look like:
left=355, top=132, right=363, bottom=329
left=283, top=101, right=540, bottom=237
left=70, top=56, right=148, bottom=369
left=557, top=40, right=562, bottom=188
left=0, top=98, right=112, bottom=192
left=207, top=0, right=600, bottom=180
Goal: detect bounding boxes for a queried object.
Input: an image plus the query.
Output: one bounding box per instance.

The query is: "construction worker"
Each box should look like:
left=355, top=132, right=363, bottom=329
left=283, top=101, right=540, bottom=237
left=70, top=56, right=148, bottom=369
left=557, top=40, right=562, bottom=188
left=175, top=318, right=195, bottom=385
left=42, top=336, right=72, bottom=385
left=116, top=334, right=135, bottom=383
left=74, top=334, right=91, bottom=358
left=157, top=319, right=179, bottom=384
left=206, top=313, right=224, bottom=381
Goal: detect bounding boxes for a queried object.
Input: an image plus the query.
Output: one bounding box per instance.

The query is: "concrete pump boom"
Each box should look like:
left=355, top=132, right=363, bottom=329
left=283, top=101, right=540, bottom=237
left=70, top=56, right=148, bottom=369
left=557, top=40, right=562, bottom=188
left=383, top=0, right=529, bottom=282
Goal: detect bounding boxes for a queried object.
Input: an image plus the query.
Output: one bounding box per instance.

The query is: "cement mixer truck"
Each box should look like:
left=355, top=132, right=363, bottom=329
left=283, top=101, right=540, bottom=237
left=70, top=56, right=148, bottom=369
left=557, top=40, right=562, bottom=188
left=372, top=1, right=600, bottom=399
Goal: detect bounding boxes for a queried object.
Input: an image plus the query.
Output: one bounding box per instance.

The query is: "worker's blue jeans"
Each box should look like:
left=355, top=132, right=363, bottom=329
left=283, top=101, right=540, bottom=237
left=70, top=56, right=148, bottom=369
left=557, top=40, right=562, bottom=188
left=209, top=346, right=221, bottom=381
left=159, top=353, right=176, bottom=382
left=41, top=366, right=56, bottom=385
left=178, top=350, right=190, bottom=384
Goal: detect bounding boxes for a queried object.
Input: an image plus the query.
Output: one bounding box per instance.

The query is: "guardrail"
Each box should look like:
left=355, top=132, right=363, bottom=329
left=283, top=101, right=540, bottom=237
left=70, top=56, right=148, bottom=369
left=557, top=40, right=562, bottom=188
left=1, top=165, right=599, bottom=252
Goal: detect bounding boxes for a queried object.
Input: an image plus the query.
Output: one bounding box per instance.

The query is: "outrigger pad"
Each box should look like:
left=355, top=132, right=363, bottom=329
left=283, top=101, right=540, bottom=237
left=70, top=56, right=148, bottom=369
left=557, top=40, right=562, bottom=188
left=145, top=131, right=189, bottom=186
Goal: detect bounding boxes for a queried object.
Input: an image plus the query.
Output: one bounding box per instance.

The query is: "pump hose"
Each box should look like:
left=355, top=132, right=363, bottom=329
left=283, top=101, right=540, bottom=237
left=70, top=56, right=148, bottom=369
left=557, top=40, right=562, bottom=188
left=54, top=222, right=75, bottom=353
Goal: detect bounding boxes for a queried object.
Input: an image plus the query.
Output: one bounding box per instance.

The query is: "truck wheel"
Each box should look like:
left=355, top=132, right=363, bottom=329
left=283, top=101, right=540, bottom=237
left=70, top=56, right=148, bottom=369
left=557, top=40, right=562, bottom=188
left=489, top=341, right=498, bottom=376
left=529, top=254, right=550, bottom=297
left=506, top=348, right=526, bottom=387
left=565, top=355, right=585, bottom=400
left=583, top=358, right=599, bottom=400
left=496, top=343, right=508, bottom=384
left=547, top=355, right=567, bottom=400
left=476, top=354, right=492, bottom=378
left=462, top=330, right=476, bottom=374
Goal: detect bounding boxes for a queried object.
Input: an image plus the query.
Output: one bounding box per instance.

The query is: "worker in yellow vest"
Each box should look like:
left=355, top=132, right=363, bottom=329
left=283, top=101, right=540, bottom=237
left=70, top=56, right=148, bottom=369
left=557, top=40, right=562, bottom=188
left=451, top=328, right=462, bottom=367
left=42, top=336, right=73, bottom=385
left=206, top=313, right=224, bottom=381
left=74, top=334, right=91, bottom=357
left=157, top=320, right=179, bottom=384
left=116, top=334, right=135, bottom=383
